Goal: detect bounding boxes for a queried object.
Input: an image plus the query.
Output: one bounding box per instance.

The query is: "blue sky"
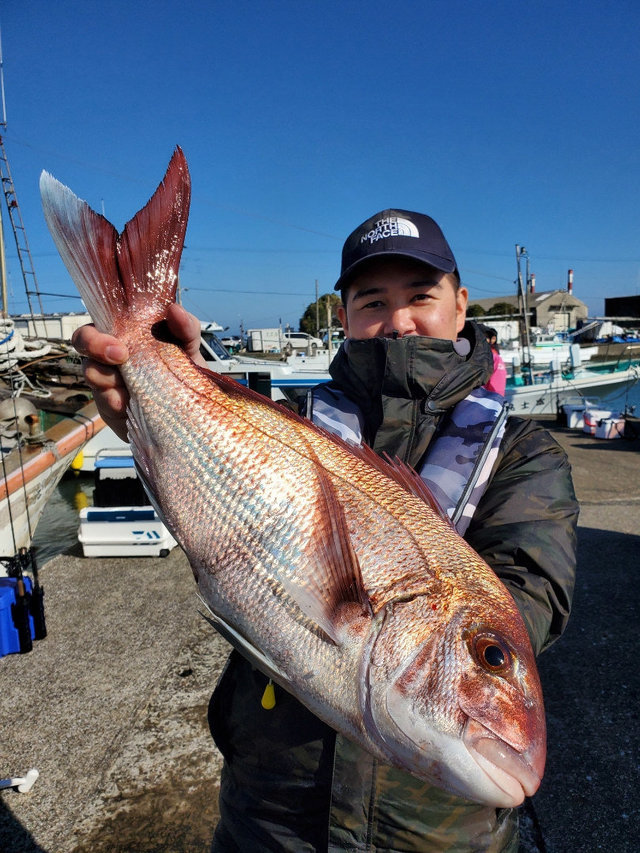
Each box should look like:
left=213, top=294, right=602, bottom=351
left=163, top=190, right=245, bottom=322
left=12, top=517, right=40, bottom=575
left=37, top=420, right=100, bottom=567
left=0, top=0, right=638, bottom=334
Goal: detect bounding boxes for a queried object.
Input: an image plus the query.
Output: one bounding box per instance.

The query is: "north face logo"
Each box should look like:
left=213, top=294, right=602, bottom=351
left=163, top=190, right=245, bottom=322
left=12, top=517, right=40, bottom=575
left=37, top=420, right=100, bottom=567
left=360, top=216, right=419, bottom=245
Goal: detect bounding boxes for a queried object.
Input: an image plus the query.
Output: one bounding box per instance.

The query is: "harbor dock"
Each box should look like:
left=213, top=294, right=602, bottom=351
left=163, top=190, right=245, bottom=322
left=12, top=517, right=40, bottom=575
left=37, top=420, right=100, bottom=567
left=1, top=418, right=639, bottom=852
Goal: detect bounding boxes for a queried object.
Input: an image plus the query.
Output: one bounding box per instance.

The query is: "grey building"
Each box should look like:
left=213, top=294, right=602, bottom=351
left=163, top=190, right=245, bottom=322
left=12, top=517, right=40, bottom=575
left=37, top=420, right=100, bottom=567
left=468, top=289, right=589, bottom=332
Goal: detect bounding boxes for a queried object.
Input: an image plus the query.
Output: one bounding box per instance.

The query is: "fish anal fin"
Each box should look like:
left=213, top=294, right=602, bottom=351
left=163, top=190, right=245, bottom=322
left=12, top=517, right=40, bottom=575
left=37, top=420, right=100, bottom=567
left=196, top=594, right=288, bottom=684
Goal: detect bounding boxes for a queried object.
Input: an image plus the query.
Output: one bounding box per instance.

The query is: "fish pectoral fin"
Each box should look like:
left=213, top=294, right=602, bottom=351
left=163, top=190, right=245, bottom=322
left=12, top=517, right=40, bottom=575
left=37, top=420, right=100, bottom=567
left=196, top=594, right=287, bottom=684
left=279, top=464, right=372, bottom=646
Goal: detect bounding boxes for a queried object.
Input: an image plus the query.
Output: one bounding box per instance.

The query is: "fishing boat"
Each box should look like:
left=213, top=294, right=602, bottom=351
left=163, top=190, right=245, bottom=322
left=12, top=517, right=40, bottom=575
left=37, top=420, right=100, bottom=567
left=0, top=62, right=112, bottom=655
left=505, top=345, right=640, bottom=416
left=0, top=400, right=104, bottom=562
left=500, top=335, right=599, bottom=369
left=199, top=332, right=330, bottom=402
left=499, top=247, right=640, bottom=416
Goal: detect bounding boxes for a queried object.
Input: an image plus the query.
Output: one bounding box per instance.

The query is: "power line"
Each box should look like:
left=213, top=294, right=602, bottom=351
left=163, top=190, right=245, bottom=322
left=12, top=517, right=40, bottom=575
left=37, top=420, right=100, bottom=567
left=182, top=286, right=313, bottom=296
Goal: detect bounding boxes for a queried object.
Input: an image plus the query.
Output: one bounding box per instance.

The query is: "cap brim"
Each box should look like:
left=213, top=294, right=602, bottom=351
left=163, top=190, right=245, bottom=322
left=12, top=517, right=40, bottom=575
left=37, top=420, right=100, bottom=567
left=334, top=249, right=457, bottom=291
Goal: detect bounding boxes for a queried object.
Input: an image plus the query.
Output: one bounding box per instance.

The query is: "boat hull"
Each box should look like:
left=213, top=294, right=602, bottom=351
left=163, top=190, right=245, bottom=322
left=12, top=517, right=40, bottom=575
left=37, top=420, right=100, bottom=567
left=0, top=401, right=104, bottom=566
left=506, top=367, right=637, bottom=416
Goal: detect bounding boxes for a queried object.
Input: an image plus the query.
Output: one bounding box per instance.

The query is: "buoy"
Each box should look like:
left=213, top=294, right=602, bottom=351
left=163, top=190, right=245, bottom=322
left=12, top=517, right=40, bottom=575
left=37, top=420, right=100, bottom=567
left=70, top=450, right=84, bottom=471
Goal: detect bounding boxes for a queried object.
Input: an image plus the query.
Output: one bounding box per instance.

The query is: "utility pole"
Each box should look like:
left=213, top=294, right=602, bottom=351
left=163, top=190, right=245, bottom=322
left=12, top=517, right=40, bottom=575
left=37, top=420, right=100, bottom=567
left=515, top=244, right=532, bottom=373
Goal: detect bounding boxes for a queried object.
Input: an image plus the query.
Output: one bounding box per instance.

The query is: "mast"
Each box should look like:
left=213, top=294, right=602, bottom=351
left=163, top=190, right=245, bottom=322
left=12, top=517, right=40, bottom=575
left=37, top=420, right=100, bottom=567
left=0, top=28, right=46, bottom=325
left=0, top=29, right=6, bottom=318
left=0, top=203, right=7, bottom=317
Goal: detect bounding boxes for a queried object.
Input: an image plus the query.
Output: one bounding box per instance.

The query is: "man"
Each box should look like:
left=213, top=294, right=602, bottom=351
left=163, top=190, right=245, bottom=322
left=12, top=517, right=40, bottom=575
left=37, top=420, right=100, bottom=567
left=73, top=209, right=578, bottom=852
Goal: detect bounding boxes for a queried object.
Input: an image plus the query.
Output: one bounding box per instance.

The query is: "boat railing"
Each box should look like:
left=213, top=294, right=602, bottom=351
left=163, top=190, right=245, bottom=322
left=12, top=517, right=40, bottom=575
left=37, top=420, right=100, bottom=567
left=614, top=343, right=640, bottom=371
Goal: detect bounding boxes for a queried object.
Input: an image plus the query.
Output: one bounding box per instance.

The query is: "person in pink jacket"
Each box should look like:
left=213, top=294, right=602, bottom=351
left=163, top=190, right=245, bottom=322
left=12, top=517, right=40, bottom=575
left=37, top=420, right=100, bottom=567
left=479, top=324, right=507, bottom=396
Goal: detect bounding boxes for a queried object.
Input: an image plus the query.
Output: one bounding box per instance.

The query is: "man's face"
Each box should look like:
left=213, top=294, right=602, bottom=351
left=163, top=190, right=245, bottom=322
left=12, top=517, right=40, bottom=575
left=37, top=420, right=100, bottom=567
left=338, top=257, right=468, bottom=342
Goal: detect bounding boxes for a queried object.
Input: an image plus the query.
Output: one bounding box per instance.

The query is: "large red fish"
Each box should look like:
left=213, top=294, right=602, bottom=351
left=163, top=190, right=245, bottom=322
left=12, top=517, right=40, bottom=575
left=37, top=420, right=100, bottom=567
left=40, top=148, right=545, bottom=807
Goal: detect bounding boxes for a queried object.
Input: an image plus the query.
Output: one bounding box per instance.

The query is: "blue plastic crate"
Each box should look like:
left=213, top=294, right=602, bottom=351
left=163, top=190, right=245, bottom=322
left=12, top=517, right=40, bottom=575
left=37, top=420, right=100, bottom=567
left=0, top=576, right=35, bottom=657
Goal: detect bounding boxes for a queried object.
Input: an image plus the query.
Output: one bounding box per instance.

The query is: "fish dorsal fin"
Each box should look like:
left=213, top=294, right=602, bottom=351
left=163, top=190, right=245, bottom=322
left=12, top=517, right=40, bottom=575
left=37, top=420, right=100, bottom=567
left=380, top=452, right=453, bottom=528
left=192, top=363, right=451, bottom=529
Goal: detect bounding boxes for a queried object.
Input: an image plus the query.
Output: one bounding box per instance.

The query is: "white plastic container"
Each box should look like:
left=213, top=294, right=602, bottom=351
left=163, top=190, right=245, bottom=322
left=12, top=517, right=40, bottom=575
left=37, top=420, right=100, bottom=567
left=594, top=418, right=625, bottom=440
left=583, top=408, right=614, bottom=435
left=78, top=506, right=178, bottom=557
left=562, top=403, right=587, bottom=430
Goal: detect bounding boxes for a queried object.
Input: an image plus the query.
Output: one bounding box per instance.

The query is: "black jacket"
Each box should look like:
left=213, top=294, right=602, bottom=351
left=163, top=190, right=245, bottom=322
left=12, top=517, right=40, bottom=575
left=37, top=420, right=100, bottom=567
left=210, top=323, right=579, bottom=852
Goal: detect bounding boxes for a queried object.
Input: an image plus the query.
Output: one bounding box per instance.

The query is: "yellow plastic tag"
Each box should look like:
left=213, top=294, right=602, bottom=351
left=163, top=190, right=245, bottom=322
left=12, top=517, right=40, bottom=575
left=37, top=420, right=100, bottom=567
left=261, top=679, right=276, bottom=710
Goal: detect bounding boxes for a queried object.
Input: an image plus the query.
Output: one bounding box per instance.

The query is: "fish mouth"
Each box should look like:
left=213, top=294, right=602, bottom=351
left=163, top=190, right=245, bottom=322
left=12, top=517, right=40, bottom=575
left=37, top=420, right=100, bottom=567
left=464, top=718, right=545, bottom=806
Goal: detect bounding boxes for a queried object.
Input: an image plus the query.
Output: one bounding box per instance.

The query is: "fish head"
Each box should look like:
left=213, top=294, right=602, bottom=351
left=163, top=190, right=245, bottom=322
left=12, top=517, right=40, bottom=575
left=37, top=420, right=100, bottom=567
left=363, top=598, right=546, bottom=807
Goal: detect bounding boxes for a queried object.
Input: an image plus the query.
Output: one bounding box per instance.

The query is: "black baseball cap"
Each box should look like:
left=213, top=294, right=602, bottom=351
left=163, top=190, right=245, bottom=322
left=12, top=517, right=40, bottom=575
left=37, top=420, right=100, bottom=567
left=334, top=209, right=458, bottom=291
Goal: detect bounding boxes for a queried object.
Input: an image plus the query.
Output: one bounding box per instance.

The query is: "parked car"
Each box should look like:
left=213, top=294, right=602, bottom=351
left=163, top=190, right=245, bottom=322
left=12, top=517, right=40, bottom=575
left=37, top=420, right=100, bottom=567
left=283, top=332, right=323, bottom=354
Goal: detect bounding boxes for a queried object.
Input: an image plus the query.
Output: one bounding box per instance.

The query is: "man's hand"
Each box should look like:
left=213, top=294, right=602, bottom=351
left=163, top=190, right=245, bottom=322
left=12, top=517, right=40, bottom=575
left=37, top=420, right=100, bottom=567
left=72, top=304, right=204, bottom=442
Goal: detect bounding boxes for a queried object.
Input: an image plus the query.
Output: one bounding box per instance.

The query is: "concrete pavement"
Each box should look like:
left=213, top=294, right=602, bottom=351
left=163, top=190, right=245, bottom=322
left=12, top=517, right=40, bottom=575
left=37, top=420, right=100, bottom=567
left=1, top=417, right=639, bottom=852
left=519, top=419, right=640, bottom=852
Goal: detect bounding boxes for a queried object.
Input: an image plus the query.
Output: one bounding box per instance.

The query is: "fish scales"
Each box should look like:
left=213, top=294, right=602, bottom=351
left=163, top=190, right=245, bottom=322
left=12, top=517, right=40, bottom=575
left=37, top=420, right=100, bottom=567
left=126, top=334, right=460, bottom=750
left=124, top=342, right=367, bottom=714
left=40, top=148, right=547, bottom=808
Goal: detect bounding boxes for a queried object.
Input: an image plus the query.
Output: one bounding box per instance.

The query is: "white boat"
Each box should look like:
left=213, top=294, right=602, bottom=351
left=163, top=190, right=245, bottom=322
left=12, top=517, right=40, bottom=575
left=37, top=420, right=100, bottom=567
left=500, top=338, right=599, bottom=369
left=505, top=356, right=640, bottom=416
left=199, top=333, right=330, bottom=402
left=0, top=401, right=105, bottom=569
left=499, top=249, right=640, bottom=416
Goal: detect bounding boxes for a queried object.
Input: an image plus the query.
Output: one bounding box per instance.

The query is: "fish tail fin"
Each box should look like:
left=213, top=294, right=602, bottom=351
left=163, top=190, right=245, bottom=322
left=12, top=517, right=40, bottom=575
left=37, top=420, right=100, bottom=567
left=39, top=147, right=191, bottom=337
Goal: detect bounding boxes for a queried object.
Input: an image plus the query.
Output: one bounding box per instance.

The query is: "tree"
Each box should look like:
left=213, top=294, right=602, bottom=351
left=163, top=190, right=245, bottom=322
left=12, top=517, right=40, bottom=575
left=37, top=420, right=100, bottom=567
left=300, top=293, right=342, bottom=337
left=466, top=304, right=486, bottom=318
left=487, top=301, right=518, bottom=317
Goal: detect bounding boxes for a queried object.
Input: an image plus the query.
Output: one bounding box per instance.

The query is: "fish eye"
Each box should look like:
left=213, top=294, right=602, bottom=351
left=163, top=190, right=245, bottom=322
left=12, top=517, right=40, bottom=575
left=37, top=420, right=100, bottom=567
left=470, top=633, right=513, bottom=675
left=483, top=644, right=505, bottom=667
